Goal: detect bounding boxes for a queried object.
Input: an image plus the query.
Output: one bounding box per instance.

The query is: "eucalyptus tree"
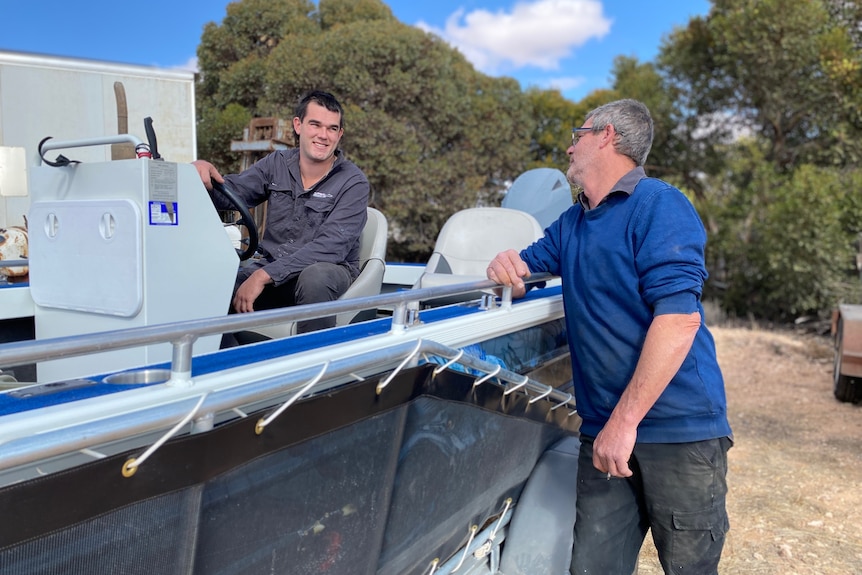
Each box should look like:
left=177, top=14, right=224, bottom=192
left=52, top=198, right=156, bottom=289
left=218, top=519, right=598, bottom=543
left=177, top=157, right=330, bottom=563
left=659, top=0, right=862, bottom=171
left=657, top=0, right=862, bottom=320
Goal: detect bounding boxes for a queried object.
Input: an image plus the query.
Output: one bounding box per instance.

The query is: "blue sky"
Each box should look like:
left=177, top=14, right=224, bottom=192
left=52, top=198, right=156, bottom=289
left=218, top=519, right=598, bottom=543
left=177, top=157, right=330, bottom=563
left=0, top=0, right=710, bottom=101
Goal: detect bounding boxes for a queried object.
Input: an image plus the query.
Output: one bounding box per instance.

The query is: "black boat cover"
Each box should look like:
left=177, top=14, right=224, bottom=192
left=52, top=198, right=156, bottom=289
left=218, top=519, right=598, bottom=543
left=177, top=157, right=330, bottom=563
left=0, top=364, right=577, bottom=575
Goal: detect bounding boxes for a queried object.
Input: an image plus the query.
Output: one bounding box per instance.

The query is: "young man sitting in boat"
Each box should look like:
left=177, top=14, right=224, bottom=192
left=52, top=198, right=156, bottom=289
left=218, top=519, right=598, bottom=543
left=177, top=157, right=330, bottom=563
left=192, top=91, right=370, bottom=337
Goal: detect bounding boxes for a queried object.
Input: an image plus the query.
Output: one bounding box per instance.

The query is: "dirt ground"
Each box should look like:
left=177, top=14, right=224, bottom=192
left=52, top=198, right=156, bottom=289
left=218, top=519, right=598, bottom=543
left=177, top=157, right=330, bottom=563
left=636, top=326, right=862, bottom=574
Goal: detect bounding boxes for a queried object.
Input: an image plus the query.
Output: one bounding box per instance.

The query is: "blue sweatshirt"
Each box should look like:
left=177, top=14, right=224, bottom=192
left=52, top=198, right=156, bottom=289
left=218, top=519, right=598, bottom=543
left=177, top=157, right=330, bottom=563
left=521, top=168, right=731, bottom=443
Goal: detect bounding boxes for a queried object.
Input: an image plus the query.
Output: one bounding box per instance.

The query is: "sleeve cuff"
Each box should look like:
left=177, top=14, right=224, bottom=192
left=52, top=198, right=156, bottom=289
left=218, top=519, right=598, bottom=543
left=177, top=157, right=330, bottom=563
left=653, top=291, right=699, bottom=316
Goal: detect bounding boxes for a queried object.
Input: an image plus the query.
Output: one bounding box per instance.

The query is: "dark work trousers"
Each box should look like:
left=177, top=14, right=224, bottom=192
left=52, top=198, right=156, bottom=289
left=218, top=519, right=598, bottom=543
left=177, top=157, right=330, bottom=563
left=222, top=261, right=353, bottom=346
left=571, top=436, right=732, bottom=575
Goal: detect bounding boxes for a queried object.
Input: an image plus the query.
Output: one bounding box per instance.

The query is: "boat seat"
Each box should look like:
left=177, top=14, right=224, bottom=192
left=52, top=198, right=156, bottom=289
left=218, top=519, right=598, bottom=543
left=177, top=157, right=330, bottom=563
left=250, top=207, right=388, bottom=339
left=413, top=207, right=544, bottom=303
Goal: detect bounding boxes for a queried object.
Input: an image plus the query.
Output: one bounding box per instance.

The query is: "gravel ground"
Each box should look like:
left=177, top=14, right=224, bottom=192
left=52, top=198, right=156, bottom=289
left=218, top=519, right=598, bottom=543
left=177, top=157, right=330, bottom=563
left=637, top=326, right=862, bottom=574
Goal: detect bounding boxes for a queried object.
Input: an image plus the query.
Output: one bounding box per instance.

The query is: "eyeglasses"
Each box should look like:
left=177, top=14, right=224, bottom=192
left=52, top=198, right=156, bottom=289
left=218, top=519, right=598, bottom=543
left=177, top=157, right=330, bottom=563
left=571, top=127, right=594, bottom=146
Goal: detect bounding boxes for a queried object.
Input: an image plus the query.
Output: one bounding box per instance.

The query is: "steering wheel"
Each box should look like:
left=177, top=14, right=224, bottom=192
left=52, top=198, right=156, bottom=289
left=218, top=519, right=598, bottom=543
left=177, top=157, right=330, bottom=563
left=211, top=180, right=259, bottom=261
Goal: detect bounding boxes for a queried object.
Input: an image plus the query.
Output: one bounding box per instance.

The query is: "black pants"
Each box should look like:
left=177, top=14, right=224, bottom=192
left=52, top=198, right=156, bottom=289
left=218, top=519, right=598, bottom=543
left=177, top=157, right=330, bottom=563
left=224, top=262, right=352, bottom=344
left=571, top=436, right=732, bottom=575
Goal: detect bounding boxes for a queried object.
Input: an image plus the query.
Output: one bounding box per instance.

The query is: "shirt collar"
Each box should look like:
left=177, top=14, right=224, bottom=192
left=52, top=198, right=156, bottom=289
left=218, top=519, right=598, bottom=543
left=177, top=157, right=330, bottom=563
left=576, top=166, right=647, bottom=210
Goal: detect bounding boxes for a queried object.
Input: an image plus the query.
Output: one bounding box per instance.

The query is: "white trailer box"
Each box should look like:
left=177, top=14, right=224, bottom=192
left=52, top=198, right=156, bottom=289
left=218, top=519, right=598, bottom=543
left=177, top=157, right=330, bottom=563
left=0, top=50, right=197, bottom=229
left=0, top=51, right=206, bottom=382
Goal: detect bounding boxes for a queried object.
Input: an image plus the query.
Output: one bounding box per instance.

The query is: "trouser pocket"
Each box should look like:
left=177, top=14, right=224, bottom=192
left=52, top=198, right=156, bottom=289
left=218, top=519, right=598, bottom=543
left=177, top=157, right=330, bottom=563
left=669, top=502, right=728, bottom=574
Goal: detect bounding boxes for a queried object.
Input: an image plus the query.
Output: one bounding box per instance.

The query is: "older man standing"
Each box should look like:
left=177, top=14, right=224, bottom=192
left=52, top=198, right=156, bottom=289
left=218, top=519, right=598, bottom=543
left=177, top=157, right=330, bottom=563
left=488, top=99, right=732, bottom=574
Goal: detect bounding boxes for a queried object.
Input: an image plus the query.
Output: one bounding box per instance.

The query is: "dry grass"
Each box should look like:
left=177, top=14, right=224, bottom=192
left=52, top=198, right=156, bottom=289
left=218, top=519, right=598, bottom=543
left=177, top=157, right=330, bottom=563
left=637, top=327, right=862, bottom=574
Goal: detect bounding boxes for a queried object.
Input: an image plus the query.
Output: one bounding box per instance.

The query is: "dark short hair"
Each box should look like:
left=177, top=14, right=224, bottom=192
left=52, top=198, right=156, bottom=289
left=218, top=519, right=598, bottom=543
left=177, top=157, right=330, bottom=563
left=294, top=90, right=344, bottom=129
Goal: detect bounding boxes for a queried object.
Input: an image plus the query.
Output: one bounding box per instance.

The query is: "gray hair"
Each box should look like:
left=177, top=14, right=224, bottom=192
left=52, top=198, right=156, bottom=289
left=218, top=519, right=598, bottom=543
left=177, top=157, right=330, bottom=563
left=585, top=99, right=653, bottom=166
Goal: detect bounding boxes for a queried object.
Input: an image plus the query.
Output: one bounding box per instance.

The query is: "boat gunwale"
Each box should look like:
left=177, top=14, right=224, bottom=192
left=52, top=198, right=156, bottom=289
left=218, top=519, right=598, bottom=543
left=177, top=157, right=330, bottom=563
left=0, top=274, right=555, bottom=372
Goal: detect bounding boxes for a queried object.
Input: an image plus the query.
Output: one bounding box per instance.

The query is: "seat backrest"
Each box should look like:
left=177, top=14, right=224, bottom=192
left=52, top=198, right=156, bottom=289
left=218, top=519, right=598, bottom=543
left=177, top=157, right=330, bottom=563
left=423, top=207, right=544, bottom=277
left=334, top=207, right=388, bottom=326
left=252, top=207, right=389, bottom=339
left=356, top=207, right=388, bottom=268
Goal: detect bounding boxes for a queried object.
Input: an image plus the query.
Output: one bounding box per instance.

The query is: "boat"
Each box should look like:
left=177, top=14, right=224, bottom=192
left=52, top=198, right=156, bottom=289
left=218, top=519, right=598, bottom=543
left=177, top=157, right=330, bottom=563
left=0, top=134, right=582, bottom=574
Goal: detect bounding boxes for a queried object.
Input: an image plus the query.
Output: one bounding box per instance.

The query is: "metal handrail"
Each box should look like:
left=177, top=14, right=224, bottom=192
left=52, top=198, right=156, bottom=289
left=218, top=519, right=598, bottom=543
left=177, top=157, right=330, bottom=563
left=0, top=337, right=575, bottom=475
left=0, top=260, right=28, bottom=269
left=37, top=135, right=145, bottom=165
left=0, top=274, right=554, bottom=374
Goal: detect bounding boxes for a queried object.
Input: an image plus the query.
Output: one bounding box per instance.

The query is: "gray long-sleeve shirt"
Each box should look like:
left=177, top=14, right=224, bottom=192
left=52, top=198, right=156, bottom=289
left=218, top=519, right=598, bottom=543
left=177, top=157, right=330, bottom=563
left=213, top=148, right=370, bottom=286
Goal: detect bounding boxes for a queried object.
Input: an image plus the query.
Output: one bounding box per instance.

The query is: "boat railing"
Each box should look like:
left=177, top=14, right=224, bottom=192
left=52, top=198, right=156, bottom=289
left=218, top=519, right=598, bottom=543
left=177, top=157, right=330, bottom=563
left=0, top=260, right=28, bottom=269
left=0, top=274, right=574, bottom=478
left=0, top=336, right=576, bottom=476
left=0, top=274, right=554, bottom=380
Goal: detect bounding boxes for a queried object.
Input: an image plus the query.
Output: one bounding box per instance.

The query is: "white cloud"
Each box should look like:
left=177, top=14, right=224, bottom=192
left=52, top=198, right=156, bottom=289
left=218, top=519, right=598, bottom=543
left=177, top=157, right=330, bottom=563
left=174, top=56, right=199, bottom=73
left=417, top=0, right=611, bottom=75
left=546, top=75, right=586, bottom=91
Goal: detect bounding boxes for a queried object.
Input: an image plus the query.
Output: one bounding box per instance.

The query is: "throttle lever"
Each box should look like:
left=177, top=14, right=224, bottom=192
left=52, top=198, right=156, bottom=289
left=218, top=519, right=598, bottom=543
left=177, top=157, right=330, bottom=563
left=143, top=116, right=162, bottom=160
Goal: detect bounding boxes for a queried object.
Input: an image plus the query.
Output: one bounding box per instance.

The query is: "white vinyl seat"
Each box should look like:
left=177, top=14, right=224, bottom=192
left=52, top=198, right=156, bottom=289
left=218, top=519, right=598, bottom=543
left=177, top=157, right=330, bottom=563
left=413, top=207, right=544, bottom=301
left=334, top=206, right=388, bottom=326
left=252, top=207, right=388, bottom=339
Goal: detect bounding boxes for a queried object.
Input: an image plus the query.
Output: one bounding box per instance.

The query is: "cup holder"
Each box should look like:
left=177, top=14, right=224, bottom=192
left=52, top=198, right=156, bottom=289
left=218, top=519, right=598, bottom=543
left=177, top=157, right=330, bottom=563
left=104, top=369, right=171, bottom=385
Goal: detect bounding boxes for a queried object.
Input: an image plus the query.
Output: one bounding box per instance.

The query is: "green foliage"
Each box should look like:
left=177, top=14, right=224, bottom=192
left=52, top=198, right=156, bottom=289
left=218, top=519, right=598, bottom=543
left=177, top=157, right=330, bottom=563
left=654, top=0, right=862, bottom=322
left=196, top=0, right=317, bottom=103
left=827, top=0, right=862, bottom=49
left=215, top=55, right=269, bottom=110
left=525, top=88, right=584, bottom=171
left=196, top=103, right=252, bottom=175
left=318, top=0, right=395, bottom=30
left=702, top=151, right=862, bottom=321
left=659, top=0, right=862, bottom=172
